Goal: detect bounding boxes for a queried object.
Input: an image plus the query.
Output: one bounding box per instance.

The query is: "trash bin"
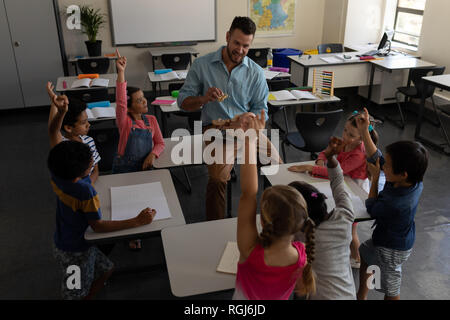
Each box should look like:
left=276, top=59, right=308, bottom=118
left=273, top=48, right=302, bottom=68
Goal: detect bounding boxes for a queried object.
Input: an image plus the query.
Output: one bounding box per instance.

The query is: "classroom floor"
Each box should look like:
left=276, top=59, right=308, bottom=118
left=1, top=89, right=449, bottom=300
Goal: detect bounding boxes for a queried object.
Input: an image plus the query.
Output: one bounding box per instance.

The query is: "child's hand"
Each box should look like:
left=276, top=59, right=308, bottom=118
left=53, top=95, right=69, bottom=114
left=323, top=136, right=344, bottom=158
left=355, top=108, right=370, bottom=134
left=244, top=110, right=265, bottom=132
left=115, top=49, right=127, bottom=73
left=288, top=164, right=314, bottom=174
left=136, top=208, right=156, bottom=225
left=142, top=153, right=156, bottom=170
left=367, top=158, right=381, bottom=180
left=315, top=160, right=325, bottom=166
left=46, top=82, right=56, bottom=100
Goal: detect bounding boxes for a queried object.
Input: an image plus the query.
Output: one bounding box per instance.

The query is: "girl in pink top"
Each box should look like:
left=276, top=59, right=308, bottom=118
left=234, top=111, right=316, bottom=300
left=288, top=110, right=379, bottom=269
left=112, top=49, right=165, bottom=251
left=112, top=49, right=165, bottom=175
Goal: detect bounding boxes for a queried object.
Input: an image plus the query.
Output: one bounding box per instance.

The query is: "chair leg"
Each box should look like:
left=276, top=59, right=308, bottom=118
left=227, top=181, right=232, bottom=218
left=281, top=140, right=287, bottom=163
left=392, top=91, right=406, bottom=129
left=282, top=108, right=289, bottom=133
left=431, top=98, right=450, bottom=149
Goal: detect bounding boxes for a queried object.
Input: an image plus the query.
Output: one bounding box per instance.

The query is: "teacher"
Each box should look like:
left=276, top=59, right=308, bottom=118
left=177, top=16, right=281, bottom=221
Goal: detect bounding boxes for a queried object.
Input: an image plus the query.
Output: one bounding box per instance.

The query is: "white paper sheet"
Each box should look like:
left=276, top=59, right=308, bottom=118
left=217, top=241, right=239, bottom=275
left=110, top=182, right=171, bottom=222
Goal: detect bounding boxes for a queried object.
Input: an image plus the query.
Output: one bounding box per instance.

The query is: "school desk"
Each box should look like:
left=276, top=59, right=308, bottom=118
left=148, top=70, right=188, bottom=97
left=84, top=169, right=186, bottom=244
left=419, top=74, right=450, bottom=154
left=268, top=94, right=341, bottom=133
left=260, top=161, right=372, bottom=222
left=55, top=73, right=118, bottom=93
left=161, top=216, right=261, bottom=297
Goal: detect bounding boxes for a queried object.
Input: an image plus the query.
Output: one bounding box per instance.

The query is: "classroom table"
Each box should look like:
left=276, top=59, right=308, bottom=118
left=55, top=73, right=118, bottom=93
left=85, top=102, right=116, bottom=122
left=148, top=70, right=188, bottom=96
left=84, top=169, right=186, bottom=244
left=161, top=216, right=261, bottom=297
left=260, top=161, right=371, bottom=222
left=268, top=94, right=341, bottom=133
left=419, top=74, right=450, bottom=154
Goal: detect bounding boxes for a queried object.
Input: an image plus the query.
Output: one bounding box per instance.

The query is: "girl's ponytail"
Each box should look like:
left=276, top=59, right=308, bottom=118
left=297, top=217, right=316, bottom=296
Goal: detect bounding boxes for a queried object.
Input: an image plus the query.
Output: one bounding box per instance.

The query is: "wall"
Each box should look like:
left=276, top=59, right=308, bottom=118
left=418, top=0, right=450, bottom=99
left=57, top=0, right=326, bottom=90
left=321, top=0, right=347, bottom=44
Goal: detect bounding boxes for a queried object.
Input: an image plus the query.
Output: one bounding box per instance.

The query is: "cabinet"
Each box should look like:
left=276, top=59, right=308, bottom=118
left=0, top=0, right=65, bottom=110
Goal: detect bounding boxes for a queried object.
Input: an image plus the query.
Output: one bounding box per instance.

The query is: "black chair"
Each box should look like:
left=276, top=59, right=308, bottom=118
left=317, top=43, right=344, bottom=54
left=247, top=48, right=269, bottom=68
left=268, top=79, right=291, bottom=134
left=161, top=53, right=191, bottom=70
left=89, top=127, right=119, bottom=173
left=77, top=57, right=110, bottom=74
left=394, top=66, right=445, bottom=129
left=65, top=88, right=109, bottom=104
left=281, top=109, right=343, bottom=161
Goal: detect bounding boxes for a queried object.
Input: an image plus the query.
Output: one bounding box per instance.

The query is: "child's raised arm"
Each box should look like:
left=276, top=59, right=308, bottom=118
left=356, top=108, right=377, bottom=159
left=46, top=82, right=68, bottom=147
left=237, top=111, right=265, bottom=259
left=116, top=49, right=127, bottom=83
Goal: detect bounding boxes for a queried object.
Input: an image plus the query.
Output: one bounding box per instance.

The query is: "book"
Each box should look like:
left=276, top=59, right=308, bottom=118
left=151, top=99, right=177, bottom=106
left=216, top=241, right=239, bottom=275
left=268, top=89, right=317, bottom=101
left=85, top=104, right=116, bottom=120
left=158, top=70, right=187, bottom=81
left=319, top=56, right=341, bottom=64
left=71, top=78, right=109, bottom=89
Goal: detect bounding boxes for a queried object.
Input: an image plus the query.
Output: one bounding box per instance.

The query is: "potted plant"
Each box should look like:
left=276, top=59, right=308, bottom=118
left=79, top=5, right=107, bottom=57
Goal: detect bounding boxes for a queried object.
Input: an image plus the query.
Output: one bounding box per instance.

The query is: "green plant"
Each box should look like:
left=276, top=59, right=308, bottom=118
left=79, top=5, right=106, bottom=43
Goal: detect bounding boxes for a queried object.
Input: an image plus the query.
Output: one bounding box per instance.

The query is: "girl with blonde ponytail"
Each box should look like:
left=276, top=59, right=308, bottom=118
left=233, top=110, right=315, bottom=300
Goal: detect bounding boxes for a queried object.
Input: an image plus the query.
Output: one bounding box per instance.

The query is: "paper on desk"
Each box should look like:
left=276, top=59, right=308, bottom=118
left=320, top=56, right=341, bottom=64
left=110, top=182, right=171, bottom=222
left=311, top=181, right=367, bottom=217
left=217, top=241, right=239, bottom=275
left=264, top=70, right=280, bottom=80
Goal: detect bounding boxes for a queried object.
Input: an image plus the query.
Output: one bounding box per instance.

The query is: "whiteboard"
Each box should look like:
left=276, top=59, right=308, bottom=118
left=109, top=0, right=216, bottom=45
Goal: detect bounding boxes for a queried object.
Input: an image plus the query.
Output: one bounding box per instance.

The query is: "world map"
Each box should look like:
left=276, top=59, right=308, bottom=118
left=249, top=0, right=296, bottom=36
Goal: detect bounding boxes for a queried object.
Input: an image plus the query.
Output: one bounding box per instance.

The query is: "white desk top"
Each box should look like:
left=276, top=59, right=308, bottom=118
left=56, top=74, right=117, bottom=92
left=154, top=135, right=205, bottom=169
left=86, top=103, right=116, bottom=122
left=149, top=47, right=199, bottom=57
left=422, top=74, right=450, bottom=91
left=84, top=169, right=186, bottom=242
left=261, top=161, right=371, bottom=221
left=161, top=217, right=261, bottom=297
left=369, top=58, right=435, bottom=71
left=268, top=94, right=341, bottom=106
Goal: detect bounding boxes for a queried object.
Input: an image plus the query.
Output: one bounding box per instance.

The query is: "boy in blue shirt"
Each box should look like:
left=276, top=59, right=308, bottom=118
left=355, top=108, right=429, bottom=300
left=48, top=141, right=156, bottom=299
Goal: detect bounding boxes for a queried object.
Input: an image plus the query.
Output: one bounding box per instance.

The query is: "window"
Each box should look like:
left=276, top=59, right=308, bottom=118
left=393, top=0, right=426, bottom=47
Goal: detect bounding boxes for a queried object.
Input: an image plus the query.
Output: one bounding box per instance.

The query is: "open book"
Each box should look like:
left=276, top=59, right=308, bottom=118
left=216, top=241, right=239, bottom=275
left=85, top=103, right=116, bottom=120
left=268, top=89, right=317, bottom=101
left=158, top=70, right=188, bottom=81
left=71, top=78, right=109, bottom=89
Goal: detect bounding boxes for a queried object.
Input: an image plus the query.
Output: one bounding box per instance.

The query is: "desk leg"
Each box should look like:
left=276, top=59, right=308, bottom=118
left=227, top=181, right=232, bottom=218
left=367, top=64, right=385, bottom=122
left=303, top=67, right=309, bottom=87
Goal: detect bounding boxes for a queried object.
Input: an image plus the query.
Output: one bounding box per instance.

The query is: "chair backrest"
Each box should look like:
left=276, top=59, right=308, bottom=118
left=295, top=109, right=343, bottom=153
left=410, top=66, right=446, bottom=99
left=168, top=83, right=184, bottom=93
left=90, top=127, right=119, bottom=173
left=317, top=43, right=344, bottom=54
left=65, top=88, right=109, bottom=104
left=161, top=53, right=191, bottom=70
left=247, top=48, right=269, bottom=68
left=77, top=58, right=110, bottom=74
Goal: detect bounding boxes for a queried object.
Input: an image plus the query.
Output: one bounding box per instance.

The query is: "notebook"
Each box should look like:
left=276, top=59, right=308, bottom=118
left=85, top=104, right=116, bottom=120
left=216, top=241, right=239, bottom=275
left=71, top=78, right=109, bottom=89
left=158, top=71, right=187, bottom=81
left=268, top=90, right=317, bottom=101
left=151, top=99, right=177, bottom=106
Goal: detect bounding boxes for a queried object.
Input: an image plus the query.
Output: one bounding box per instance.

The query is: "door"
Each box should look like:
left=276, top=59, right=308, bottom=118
left=5, top=0, right=64, bottom=107
left=0, top=0, right=24, bottom=109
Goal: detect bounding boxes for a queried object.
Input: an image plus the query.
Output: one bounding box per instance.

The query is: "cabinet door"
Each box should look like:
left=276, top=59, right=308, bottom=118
left=0, top=0, right=24, bottom=109
left=5, top=0, right=64, bottom=107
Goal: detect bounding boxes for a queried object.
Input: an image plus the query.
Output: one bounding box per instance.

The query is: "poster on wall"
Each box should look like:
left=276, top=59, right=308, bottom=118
left=249, top=0, right=296, bottom=37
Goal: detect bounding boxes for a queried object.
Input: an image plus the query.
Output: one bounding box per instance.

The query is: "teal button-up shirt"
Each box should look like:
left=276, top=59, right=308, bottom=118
left=177, top=46, right=269, bottom=126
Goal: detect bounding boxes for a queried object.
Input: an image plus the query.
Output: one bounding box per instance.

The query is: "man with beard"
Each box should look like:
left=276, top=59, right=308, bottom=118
left=178, top=16, right=280, bottom=221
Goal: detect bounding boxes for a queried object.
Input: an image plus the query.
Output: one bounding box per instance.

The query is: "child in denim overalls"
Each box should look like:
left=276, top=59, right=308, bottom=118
left=113, top=49, right=165, bottom=250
